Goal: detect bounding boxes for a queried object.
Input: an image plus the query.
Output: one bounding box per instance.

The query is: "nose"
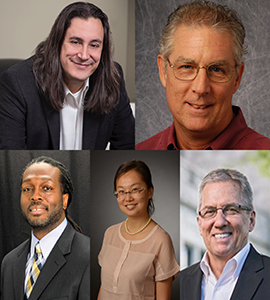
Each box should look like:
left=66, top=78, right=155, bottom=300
left=124, top=191, right=133, bottom=201
left=191, top=67, right=211, bottom=96
left=214, top=209, right=228, bottom=227
left=77, top=44, right=90, bottom=61
left=30, top=189, right=42, bottom=201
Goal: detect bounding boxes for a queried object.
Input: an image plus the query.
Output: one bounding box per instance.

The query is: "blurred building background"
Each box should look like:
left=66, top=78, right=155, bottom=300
left=180, top=150, right=270, bottom=270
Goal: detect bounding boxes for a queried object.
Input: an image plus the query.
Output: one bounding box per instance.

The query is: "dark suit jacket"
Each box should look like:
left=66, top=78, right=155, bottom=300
left=0, top=57, right=134, bottom=150
left=180, top=244, right=270, bottom=300
left=0, top=222, right=90, bottom=300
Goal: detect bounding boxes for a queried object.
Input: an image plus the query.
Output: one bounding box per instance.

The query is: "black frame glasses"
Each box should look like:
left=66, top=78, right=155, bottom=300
left=198, top=203, right=252, bottom=219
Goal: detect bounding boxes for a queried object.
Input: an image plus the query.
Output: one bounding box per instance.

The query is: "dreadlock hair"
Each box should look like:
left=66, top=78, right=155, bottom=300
left=21, top=156, right=82, bottom=233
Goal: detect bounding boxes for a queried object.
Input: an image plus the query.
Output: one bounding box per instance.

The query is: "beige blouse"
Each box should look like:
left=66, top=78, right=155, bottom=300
left=98, top=222, right=180, bottom=300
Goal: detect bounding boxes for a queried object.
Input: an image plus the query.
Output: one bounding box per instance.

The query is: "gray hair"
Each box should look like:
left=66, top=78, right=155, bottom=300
left=159, top=1, right=247, bottom=68
left=198, top=169, right=253, bottom=210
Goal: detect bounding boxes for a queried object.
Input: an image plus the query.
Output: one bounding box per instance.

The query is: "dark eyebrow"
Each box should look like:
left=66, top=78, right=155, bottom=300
left=116, top=183, right=141, bottom=189
left=22, top=177, right=55, bottom=184
left=69, top=36, right=103, bottom=44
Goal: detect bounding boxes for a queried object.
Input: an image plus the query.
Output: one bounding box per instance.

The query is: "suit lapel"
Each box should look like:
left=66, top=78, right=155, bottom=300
left=185, top=263, right=202, bottom=300
left=230, top=245, right=264, bottom=300
left=12, top=240, right=30, bottom=300
left=39, top=90, right=60, bottom=149
left=28, top=223, right=75, bottom=300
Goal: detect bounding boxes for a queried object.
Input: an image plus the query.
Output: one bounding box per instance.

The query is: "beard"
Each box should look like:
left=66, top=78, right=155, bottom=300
left=21, top=198, right=64, bottom=231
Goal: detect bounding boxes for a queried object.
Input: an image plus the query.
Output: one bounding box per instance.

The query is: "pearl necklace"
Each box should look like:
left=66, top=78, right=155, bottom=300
left=125, top=216, right=152, bottom=235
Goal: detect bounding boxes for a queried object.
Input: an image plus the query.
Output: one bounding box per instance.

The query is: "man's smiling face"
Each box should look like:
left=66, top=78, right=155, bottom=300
left=158, top=25, right=244, bottom=143
left=197, top=181, right=255, bottom=265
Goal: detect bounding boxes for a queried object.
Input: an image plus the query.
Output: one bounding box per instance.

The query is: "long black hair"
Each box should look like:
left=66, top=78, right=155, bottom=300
left=33, top=2, right=120, bottom=114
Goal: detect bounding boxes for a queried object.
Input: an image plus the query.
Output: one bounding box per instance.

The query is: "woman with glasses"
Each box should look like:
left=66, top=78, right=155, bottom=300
left=97, top=160, right=179, bottom=300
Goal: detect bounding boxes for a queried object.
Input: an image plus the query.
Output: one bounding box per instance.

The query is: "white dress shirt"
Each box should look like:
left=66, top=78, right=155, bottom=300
left=60, top=79, right=89, bottom=150
left=200, top=243, right=250, bottom=300
left=24, top=218, right=68, bottom=292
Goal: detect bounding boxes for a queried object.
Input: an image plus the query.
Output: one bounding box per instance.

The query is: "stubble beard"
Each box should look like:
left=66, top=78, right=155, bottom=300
left=22, top=198, right=64, bottom=231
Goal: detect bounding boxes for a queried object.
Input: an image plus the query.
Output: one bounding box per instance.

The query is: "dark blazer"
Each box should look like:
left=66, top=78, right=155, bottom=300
left=0, top=57, right=134, bottom=150
left=0, top=222, right=90, bottom=300
left=180, top=244, right=270, bottom=300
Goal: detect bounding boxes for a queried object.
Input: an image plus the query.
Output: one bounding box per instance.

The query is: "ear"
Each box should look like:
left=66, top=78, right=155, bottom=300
left=148, top=187, right=154, bottom=200
left=63, top=194, right=69, bottom=210
left=233, top=62, right=244, bottom=94
left=197, top=215, right=203, bottom=236
left=157, top=54, right=167, bottom=88
left=248, top=210, right=256, bottom=232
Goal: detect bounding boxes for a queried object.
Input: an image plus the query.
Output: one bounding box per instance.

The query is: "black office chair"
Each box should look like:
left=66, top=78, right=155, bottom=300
left=0, top=59, right=23, bottom=76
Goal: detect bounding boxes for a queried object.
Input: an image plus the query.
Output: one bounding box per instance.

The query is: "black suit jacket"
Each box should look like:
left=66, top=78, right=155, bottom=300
left=180, top=245, right=270, bottom=300
left=0, top=57, right=134, bottom=149
left=0, top=222, right=90, bottom=300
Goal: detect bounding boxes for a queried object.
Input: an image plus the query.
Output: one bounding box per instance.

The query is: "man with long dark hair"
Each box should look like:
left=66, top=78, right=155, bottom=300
left=0, top=2, right=134, bottom=150
left=1, top=156, right=90, bottom=299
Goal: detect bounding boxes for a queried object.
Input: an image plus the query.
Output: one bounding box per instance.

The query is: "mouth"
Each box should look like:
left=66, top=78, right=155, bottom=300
left=188, top=102, right=211, bottom=109
left=125, top=204, right=137, bottom=210
left=71, top=59, right=93, bottom=68
left=29, top=206, right=48, bottom=215
left=213, top=233, right=232, bottom=239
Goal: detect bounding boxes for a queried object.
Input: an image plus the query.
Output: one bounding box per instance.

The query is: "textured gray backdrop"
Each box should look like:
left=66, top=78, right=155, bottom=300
left=135, top=0, right=270, bottom=144
left=90, top=151, right=180, bottom=299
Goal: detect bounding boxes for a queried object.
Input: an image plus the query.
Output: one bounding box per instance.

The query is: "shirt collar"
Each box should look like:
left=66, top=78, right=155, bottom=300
left=200, top=242, right=251, bottom=281
left=206, top=106, right=246, bottom=150
left=166, top=123, right=178, bottom=150
left=30, top=218, right=68, bottom=261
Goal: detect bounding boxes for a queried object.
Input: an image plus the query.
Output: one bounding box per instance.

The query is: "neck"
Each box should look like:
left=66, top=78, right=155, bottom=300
left=126, top=213, right=151, bottom=232
left=174, top=114, right=234, bottom=150
left=207, top=253, right=229, bottom=279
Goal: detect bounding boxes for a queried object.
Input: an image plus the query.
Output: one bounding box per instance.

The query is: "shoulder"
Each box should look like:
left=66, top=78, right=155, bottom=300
left=136, top=125, right=173, bottom=150
left=1, top=57, right=34, bottom=79
left=180, top=262, right=201, bottom=282
left=104, top=223, right=121, bottom=238
left=2, top=239, right=29, bottom=265
left=229, top=106, right=270, bottom=150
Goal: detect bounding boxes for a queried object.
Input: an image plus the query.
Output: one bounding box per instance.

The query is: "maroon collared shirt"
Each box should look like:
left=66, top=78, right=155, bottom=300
left=136, top=106, right=270, bottom=150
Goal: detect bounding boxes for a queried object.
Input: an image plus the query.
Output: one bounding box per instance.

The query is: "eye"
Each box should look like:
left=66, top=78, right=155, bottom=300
left=224, top=205, right=240, bottom=214
left=176, top=64, right=195, bottom=70
left=90, top=43, right=100, bottom=48
left=70, top=40, right=81, bottom=46
left=131, top=188, right=139, bottom=194
left=117, top=190, right=125, bottom=195
left=209, top=65, right=226, bottom=74
left=203, top=207, right=217, bottom=217
left=43, top=186, right=53, bottom=191
left=22, top=187, right=32, bottom=193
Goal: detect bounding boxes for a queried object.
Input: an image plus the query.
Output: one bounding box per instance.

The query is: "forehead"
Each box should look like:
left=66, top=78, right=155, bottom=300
left=171, top=25, right=234, bottom=63
left=22, top=163, right=60, bottom=183
left=116, top=170, right=144, bottom=187
left=65, top=17, right=104, bottom=41
left=201, top=181, right=241, bottom=206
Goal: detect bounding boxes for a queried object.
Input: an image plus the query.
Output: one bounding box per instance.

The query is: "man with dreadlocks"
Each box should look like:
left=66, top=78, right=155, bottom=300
left=0, top=156, right=90, bottom=300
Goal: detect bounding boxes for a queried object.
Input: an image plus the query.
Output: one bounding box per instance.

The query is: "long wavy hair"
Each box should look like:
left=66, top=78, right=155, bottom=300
left=33, top=2, right=120, bottom=114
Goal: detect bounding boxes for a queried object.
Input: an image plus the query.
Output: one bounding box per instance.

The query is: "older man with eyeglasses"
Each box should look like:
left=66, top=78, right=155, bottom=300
left=136, top=1, right=270, bottom=150
left=180, top=168, right=270, bottom=300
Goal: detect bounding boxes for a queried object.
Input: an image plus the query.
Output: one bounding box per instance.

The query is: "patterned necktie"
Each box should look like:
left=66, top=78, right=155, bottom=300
left=25, top=243, right=43, bottom=299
